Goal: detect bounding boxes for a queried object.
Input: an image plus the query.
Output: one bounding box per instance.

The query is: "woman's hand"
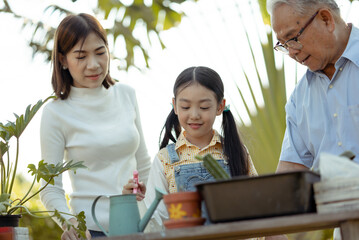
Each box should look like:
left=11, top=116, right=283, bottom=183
left=122, top=178, right=146, bottom=201
left=61, top=218, right=91, bottom=240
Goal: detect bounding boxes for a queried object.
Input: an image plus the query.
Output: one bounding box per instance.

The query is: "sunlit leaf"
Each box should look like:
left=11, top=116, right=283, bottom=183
left=54, top=210, right=87, bottom=239
left=75, top=211, right=87, bottom=237
left=258, top=0, right=270, bottom=25
left=2, top=0, right=196, bottom=71
left=0, top=142, right=8, bottom=158
left=28, top=160, right=87, bottom=184
left=163, top=11, right=182, bottom=30
left=3, top=96, right=55, bottom=139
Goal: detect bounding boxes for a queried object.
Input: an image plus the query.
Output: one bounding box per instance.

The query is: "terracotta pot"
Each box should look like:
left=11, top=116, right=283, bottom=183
left=163, top=191, right=202, bottom=220
left=0, top=215, right=21, bottom=227
left=164, top=217, right=205, bottom=229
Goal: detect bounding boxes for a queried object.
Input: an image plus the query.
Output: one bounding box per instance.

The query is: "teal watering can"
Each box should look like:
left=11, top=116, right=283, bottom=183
left=91, top=187, right=166, bottom=237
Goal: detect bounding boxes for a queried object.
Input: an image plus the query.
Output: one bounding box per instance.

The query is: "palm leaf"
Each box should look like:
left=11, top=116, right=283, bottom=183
left=233, top=0, right=286, bottom=173
left=2, top=0, right=196, bottom=70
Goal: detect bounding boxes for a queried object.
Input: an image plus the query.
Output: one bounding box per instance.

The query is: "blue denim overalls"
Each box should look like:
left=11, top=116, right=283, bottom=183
left=166, top=143, right=230, bottom=223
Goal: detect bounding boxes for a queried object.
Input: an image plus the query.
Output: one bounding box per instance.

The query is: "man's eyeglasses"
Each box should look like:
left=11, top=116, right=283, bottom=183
left=274, top=10, right=319, bottom=54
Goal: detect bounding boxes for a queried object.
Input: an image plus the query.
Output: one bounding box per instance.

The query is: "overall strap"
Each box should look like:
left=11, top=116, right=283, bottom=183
left=166, top=143, right=180, bottom=164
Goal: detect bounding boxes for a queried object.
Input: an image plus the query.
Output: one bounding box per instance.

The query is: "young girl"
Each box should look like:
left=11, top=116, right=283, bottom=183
left=123, top=66, right=258, bottom=231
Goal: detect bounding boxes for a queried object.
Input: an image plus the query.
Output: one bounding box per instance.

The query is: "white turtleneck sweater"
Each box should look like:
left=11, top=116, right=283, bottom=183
left=39, top=83, right=151, bottom=231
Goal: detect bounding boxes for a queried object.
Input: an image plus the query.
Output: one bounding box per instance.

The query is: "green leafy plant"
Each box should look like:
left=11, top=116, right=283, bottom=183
left=0, top=96, right=87, bottom=238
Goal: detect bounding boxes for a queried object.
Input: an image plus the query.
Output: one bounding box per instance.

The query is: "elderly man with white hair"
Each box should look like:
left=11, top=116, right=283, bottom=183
left=267, top=0, right=359, bottom=239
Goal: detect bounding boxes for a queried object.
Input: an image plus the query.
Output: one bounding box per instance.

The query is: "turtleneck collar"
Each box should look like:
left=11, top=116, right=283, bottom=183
left=69, top=85, right=109, bottom=100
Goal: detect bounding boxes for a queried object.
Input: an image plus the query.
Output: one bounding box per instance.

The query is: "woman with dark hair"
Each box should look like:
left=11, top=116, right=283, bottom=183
left=40, top=13, right=151, bottom=239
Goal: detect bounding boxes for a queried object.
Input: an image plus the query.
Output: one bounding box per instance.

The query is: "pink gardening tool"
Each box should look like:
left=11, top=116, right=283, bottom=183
left=133, top=170, right=141, bottom=194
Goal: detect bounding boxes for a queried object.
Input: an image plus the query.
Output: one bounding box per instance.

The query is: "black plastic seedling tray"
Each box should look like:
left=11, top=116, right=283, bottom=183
left=196, top=170, right=320, bottom=223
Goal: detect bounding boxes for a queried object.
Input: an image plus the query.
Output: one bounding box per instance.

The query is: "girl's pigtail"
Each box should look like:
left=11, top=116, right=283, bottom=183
left=159, top=109, right=181, bottom=149
left=221, top=110, right=248, bottom=176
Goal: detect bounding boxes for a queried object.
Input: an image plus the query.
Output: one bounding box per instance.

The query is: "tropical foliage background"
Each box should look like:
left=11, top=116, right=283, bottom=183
left=1, top=0, right=359, bottom=239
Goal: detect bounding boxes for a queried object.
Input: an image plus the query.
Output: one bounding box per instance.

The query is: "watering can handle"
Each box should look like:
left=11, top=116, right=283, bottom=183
left=91, top=195, right=109, bottom=236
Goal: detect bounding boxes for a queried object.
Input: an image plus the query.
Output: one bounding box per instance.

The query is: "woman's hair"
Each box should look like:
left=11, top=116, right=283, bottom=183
left=159, top=66, right=249, bottom=176
left=51, top=13, right=115, bottom=99
left=266, top=0, right=340, bottom=16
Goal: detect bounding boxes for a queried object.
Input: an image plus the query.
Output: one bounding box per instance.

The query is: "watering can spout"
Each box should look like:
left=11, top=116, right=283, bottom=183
left=139, top=187, right=166, bottom=232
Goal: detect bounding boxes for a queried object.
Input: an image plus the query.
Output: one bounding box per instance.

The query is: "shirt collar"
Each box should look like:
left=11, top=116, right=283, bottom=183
left=175, top=130, right=222, bottom=150
left=340, top=24, right=359, bottom=68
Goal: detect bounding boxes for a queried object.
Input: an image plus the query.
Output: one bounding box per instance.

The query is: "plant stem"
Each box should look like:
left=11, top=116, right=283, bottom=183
left=5, top=146, right=11, bottom=194
left=0, top=156, right=5, bottom=194
left=8, top=138, right=19, bottom=195
left=8, top=206, right=76, bottom=218
left=6, top=146, right=10, bottom=186
left=8, top=205, right=54, bottom=218
left=17, top=176, right=36, bottom=206
left=19, top=177, right=53, bottom=207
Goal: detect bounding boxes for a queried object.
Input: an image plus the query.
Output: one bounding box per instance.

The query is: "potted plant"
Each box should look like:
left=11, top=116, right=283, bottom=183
left=0, top=96, right=87, bottom=238
left=163, top=190, right=204, bottom=229
left=161, top=155, right=227, bottom=229
left=161, top=154, right=231, bottom=229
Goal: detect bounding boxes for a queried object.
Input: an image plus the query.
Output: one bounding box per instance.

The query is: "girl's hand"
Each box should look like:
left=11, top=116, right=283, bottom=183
left=122, top=178, right=146, bottom=201
left=61, top=218, right=91, bottom=240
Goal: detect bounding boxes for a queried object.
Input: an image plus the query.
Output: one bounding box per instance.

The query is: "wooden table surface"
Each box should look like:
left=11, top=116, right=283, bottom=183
left=99, top=210, right=359, bottom=240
